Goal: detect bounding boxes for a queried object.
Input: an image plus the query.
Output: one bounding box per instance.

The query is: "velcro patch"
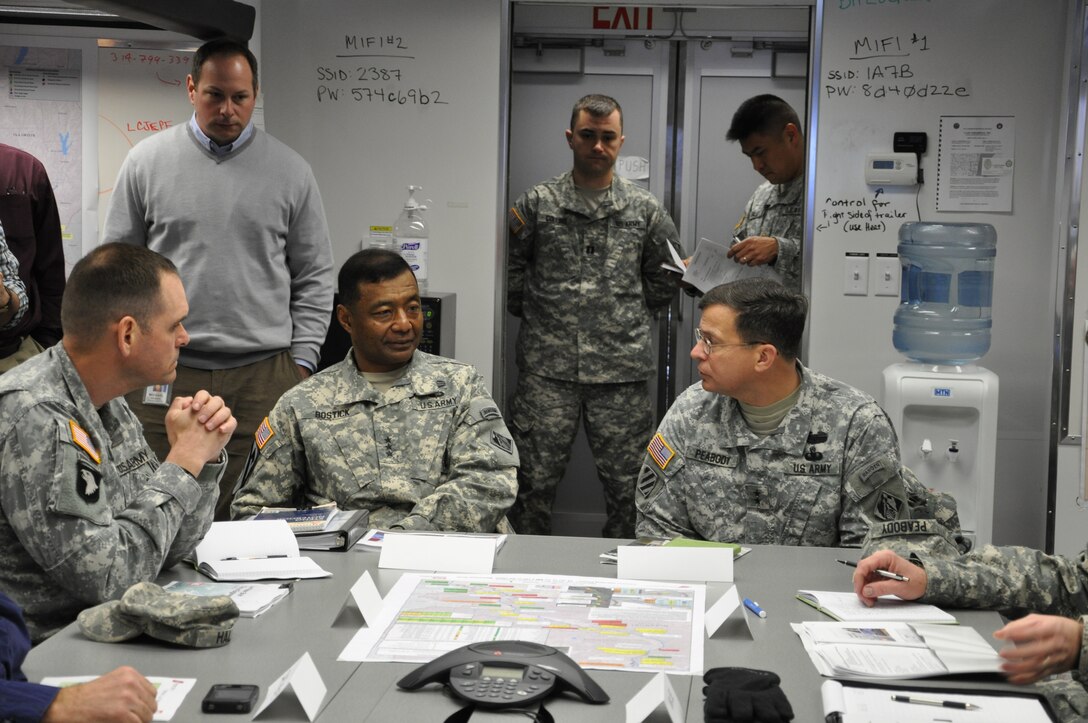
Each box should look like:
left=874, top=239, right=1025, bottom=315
left=418, top=397, right=456, bottom=411
left=508, top=206, right=526, bottom=235
left=76, top=459, right=102, bottom=503
left=636, top=463, right=664, bottom=500
left=490, top=431, right=513, bottom=455
left=874, top=490, right=904, bottom=521
left=254, top=417, right=275, bottom=450
left=847, top=454, right=899, bottom=499
left=870, top=519, right=931, bottom=537
left=647, top=433, right=675, bottom=470
left=69, top=420, right=100, bottom=464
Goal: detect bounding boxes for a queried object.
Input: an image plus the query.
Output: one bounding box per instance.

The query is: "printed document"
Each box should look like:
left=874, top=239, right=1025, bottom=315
left=339, top=572, right=706, bottom=674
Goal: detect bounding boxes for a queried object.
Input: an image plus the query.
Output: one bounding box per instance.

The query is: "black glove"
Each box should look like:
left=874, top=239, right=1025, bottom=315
left=703, top=667, right=794, bottom=723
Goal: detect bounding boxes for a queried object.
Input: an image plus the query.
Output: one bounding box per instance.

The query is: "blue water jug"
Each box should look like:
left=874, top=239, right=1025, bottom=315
left=893, top=222, right=996, bottom=364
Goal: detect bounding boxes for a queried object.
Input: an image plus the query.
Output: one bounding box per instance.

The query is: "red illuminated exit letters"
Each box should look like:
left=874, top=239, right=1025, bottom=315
left=592, top=6, right=655, bottom=30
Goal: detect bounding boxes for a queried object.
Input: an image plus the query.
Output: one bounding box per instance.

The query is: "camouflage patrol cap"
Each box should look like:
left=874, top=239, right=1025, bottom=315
left=78, top=582, right=239, bottom=648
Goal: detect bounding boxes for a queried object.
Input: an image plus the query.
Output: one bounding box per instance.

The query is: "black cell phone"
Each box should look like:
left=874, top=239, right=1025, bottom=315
left=201, top=684, right=259, bottom=714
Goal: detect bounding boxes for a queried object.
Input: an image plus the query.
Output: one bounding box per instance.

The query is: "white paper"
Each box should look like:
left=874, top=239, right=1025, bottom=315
left=682, top=237, right=782, bottom=294
left=348, top=570, right=385, bottom=625
left=198, top=556, right=330, bottom=582
left=625, top=672, right=684, bottom=723
left=39, top=675, right=195, bottom=721
left=793, top=622, right=1002, bottom=679
left=820, top=679, right=1053, bottom=722
left=379, top=532, right=496, bottom=573
left=162, top=580, right=289, bottom=618
left=195, top=520, right=299, bottom=562
left=797, top=590, right=957, bottom=624
left=936, top=115, right=1015, bottom=212
left=704, top=586, right=742, bottom=636
left=252, top=651, right=327, bottom=721
left=192, top=520, right=330, bottom=581
left=617, top=546, right=733, bottom=582
left=339, top=572, right=706, bottom=675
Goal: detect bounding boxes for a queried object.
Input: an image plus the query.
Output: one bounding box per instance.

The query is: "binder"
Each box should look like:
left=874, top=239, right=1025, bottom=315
left=821, top=679, right=1058, bottom=722
left=296, top=509, right=370, bottom=551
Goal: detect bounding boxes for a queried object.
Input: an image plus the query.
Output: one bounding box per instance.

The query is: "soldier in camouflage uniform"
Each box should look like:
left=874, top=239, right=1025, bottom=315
left=724, top=94, right=805, bottom=293
left=637, top=278, right=956, bottom=547
left=853, top=547, right=1088, bottom=721
left=0, top=243, right=236, bottom=642
left=232, top=249, right=517, bottom=532
left=506, top=94, right=681, bottom=538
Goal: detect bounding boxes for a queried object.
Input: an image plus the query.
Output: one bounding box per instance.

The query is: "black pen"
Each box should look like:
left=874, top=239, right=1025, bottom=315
left=836, top=558, right=910, bottom=583
left=891, top=694, right=979, bottom=710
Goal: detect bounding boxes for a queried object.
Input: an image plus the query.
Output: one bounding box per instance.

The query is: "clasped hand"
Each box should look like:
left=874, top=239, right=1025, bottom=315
left=164, top=390, right=236, bottom=476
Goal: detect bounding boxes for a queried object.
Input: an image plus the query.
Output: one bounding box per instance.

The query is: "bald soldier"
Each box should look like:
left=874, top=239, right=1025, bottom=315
left=232, top=249, right=518, bottom=532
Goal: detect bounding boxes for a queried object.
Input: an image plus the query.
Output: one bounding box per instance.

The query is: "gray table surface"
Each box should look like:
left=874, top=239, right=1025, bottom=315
left=23, top=535, right=1033, bottom=722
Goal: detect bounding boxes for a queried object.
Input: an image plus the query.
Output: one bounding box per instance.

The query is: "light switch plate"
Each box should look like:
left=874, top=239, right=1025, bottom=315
left=844, top=253, right=869, bottom=296
left=874, top=255, right=899, bottom=296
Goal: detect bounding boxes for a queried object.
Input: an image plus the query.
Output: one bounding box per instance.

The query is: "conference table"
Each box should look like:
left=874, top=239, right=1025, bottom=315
left=24, top=535, right=1033, bottom=721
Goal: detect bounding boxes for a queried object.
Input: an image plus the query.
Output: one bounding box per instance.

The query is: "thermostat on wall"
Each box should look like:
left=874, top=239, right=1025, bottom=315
left=864, top=152, right=918, bottom=186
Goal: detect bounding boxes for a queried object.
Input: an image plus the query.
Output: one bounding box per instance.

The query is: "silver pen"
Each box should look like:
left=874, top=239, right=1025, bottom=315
left=836, top=558, right=911, bottom=583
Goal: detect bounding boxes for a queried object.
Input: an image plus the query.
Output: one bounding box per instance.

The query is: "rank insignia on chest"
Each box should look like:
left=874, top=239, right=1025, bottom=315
left=76, top=459, right=102, bottom=503
left=803, top=431, right=828, bottom=462
left=69, top=420, right=100, bottom=464
left=255, top=416, right=275, bottom=450
left=647, top=433, right=675, bottom=470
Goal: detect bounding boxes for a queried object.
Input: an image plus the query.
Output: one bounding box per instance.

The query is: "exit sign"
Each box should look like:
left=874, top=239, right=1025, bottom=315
left=592, top=6, right=655, bottom=30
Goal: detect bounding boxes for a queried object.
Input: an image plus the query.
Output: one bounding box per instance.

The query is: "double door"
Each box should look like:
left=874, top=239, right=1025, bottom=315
left=505, top=17, right=808, bottom=535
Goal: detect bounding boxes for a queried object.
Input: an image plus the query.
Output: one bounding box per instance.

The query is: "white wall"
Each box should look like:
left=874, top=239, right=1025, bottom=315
left=808, top=0, right=1071, bottom=549
left=259, top=0, right=504, bottom=382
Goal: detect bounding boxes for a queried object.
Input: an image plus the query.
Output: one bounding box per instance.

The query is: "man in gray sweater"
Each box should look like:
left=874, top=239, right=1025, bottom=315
left=104, top=38, right=334, bottom=518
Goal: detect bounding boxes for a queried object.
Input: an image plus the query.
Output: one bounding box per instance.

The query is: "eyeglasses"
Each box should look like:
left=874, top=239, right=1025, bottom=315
left=694, top=328, right=764, bottom=355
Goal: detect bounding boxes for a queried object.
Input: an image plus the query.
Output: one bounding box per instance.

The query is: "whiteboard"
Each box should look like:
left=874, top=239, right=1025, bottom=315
left=809, top=0, right=1070, bottom=550
left=261, top=0, right=504, bottom=382
left=97, top=45, right=195, bottom=239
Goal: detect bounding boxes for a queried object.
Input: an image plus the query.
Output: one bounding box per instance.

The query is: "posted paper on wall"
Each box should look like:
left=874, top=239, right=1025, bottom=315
left=936, top=116, right=1015, bottom=212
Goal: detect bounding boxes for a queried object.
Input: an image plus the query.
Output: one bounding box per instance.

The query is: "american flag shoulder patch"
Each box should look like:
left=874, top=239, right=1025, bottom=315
left=69, top=420, right=100, bottom=464
left=254, top=417, right=275, bottom=450
left=508, top=206, right=526, bottom=235
left=647, top=433, right=675, bottom=471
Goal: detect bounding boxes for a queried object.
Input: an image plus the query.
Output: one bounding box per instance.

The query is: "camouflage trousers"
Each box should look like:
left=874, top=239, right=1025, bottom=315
left=125, top=350, right=303, bottom=521
left=507, top=372, right=653, bottom=538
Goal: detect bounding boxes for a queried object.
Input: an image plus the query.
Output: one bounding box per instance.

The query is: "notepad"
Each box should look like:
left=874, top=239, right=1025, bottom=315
left=797, top=590, right=957, bottom=624
left=192, top=520, right=332, bottom=581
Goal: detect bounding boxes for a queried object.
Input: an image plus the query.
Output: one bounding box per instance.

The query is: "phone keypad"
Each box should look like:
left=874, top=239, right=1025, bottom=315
left=449, top=662, right=556, bottom=707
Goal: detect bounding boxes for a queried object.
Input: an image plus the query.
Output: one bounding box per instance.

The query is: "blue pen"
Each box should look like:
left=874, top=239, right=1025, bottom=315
left=743, top=598, right=767, bottom=618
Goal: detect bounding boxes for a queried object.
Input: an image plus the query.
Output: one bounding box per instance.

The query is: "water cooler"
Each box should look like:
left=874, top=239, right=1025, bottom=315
left=882, top=222, right=998, bottom=546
